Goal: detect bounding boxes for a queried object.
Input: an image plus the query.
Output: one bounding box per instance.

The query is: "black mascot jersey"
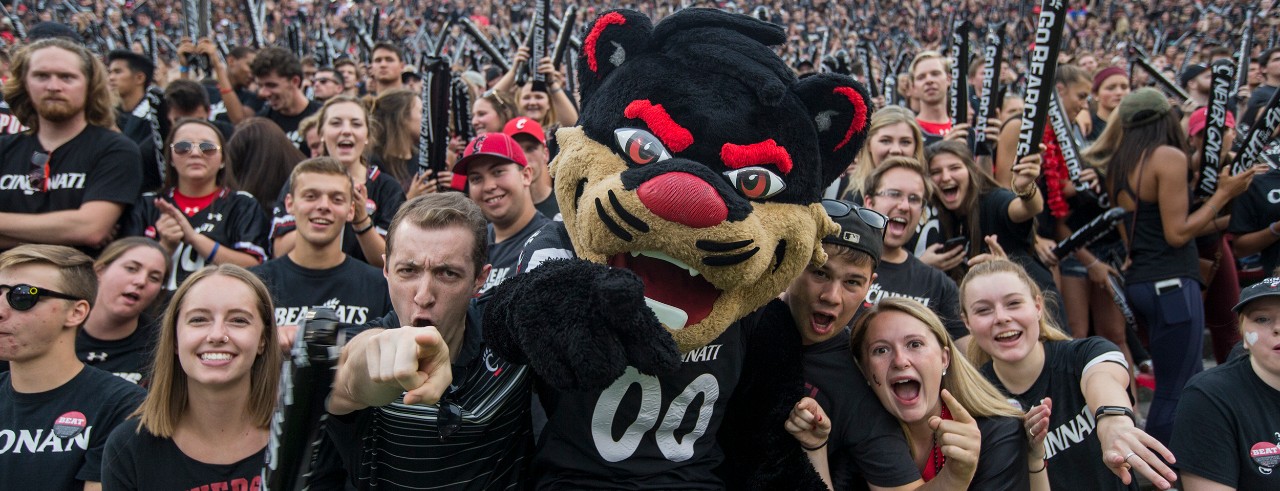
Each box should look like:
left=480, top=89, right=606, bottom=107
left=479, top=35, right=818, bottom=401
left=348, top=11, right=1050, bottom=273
left=75, top=316, right=158, bottom=387
left=1171, top=355, right=1280, bottom=489
left=0, top=366, right=145, bottom=489
left=103, top=420, right=265, bottom=490
left=125, top=188, right=270, bottom=290
left=981, top=338, right=1136, bottom=490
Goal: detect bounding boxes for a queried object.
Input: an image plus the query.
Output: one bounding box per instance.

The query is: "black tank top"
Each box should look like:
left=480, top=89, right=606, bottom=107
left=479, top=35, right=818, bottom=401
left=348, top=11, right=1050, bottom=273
left=1123, top=200, right=1200, bottom=285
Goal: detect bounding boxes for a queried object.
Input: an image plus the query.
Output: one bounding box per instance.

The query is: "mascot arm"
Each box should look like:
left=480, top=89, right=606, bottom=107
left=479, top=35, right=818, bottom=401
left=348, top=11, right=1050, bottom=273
left=716, top=299, right=827, bottom=490
left=483, top=225, right=681, bottom=392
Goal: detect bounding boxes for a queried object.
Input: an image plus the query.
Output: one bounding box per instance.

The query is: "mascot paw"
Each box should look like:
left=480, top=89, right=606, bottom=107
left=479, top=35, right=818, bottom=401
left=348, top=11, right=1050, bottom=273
left=485, top=259, right=681, bottom=392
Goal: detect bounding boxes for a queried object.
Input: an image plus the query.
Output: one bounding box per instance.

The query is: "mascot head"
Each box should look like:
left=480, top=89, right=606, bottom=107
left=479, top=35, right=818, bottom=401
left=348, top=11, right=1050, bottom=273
left=555, top=8, right=872, bottom=352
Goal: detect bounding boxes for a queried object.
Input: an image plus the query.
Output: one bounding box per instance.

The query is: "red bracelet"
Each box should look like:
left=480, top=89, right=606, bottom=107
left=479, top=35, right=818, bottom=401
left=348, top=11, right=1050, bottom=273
left=219, top=86, right=234, bottom=95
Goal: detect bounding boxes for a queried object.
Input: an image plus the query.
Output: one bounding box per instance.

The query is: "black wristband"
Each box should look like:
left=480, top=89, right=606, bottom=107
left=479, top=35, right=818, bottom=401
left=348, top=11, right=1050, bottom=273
left=801, top=440, right=828, bottom=452
left=1093, top=405, right=1135, bottom=423
left=353, top=218, right=375, bottom=235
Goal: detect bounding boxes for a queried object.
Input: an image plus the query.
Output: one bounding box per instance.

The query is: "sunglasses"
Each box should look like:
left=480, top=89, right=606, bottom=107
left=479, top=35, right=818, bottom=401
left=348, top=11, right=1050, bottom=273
left=1, top=284, right=82, bottom=311
left=27, top=150, right=49, bottom=192
left=821, top=199, right=889, bottom=238
left=170, top=141, right=221, bottom=157
left=437, top=395, right=462, bottom=441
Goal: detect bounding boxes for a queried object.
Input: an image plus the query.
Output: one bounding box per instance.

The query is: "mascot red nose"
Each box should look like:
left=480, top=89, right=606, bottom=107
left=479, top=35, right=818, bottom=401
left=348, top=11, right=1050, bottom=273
left=483, top=7, right=872, bottom=488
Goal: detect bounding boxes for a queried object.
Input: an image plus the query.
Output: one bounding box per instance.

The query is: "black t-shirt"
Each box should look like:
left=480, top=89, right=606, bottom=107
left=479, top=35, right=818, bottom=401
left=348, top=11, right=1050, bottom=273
left=75, top=316, right=158, bottom=387
left=211, top=87, right=266, bottom=123
left=103, top=420, right=266, bottom=490
left=968, top=416, right=1032, bottom=491
left=534, top=190, right=562, bottom=221
left=1241, top=84, right=1277, bottom=133
left=125, top=188, right=270, bottom=290
left=258, top=99, right=322, bottom=149
left=0, top=126, right=142, bottom=243
left=271, top=165, right=405, bottom=265
left=974, top=189, right=1056, bottom=292
left=801, top=330, right=919, bottom=490
left=1228, top=168, right=1280, bottom=275
left=517, top=221, right=747, bottom=489
left=480, top=211, right=552, bottom=297
left=328, top=310, right=534, bottom=490
left=251, top=255, right=393, bottom=327
left=981, top=338, right=1136, bottom=490
left=863, top=255, right=967, bottom=340
left=0, top=366, right=145, bottom=489
left=1171, top=355, right=1280, bottom=489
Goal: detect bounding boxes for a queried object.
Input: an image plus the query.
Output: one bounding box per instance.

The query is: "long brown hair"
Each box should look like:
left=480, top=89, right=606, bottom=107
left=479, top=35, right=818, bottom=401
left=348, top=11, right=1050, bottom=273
left=2, top=38, right=117, bottom=132
left=925, top=140, right=1002, bottom=263
left=959, top=259, right=1071, bottom=366
left=225, top=117, right=307, bottom=212
left=370, top=88, right=418, bottom=188
left=1086, top=107, right=1189, bottom=201
left=132, top=265, right=281, bottom=437
left=164, top=118, right=234, bottom=191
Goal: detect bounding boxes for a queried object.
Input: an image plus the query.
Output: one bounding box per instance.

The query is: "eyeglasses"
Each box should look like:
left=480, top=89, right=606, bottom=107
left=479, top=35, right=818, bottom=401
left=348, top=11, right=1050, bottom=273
left=313, top=76, right=342, bottom=86
left=437, top=395, right=462, bottom=441
left=874, top=189, right=926, bottom=209
left=171, top=141, right=221, bottom=157
left=821, top=199, right=888, bottom=238
left=27, top=150, right=49, bottom=192
left=1, top=284, right=82, bottom=311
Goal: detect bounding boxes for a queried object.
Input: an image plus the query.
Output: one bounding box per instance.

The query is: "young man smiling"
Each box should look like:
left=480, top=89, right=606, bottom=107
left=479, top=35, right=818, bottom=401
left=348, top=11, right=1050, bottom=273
left=781, top=200, right=925, bottom=490
left=455, top=133, right=550, bottom=296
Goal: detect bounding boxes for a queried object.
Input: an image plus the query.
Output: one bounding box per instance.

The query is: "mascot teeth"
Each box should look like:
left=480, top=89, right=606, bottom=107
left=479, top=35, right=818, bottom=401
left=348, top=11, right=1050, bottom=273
left=631, top=250, right=701, bottom=277
left=644, top=297, right=690, bottom=330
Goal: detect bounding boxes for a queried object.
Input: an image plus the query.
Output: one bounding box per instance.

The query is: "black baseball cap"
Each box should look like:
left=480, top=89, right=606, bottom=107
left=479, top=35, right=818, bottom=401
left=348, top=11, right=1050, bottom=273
left=820, top=199, right=884, bottom=266
left=1233, top=277, right=1280, bottom=313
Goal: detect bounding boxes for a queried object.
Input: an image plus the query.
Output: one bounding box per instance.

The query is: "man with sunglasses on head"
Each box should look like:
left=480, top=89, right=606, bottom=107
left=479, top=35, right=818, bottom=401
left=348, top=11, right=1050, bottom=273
left=0, top=244, right=146, bottom=491
left=781, top=199, right=930, bottom=491
left=860, top=158, right=967, bottom=344
left=324, top=193, right=533, bottom=489
left=0, top=38, right=142, bottom=254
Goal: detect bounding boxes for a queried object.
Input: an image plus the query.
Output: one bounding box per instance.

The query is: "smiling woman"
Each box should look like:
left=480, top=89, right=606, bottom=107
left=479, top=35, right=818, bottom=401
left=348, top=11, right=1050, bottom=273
left=102, top=265, right=281, bottom=490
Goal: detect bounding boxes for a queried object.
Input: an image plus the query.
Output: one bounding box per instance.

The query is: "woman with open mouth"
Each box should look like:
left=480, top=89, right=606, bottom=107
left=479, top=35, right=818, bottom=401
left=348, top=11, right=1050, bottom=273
left=851, top=297, right=1036, bottom=490
left=961, top=259, right=1178, bottom=491
left=76, top=237, right=171, bottom=387
left=925, top=140, right=1064, bottom=327
left=102, top=265, right=282, bottom=489
left=270, top=96, right=405, bottom=268
left=124, top=118, right=270, bottom=291
left=1171, top=276, right=1280, bottom=491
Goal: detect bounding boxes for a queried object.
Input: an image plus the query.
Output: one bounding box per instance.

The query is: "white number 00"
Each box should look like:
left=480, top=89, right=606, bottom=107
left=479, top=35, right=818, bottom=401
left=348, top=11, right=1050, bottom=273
left=590, top=367, right=720, bottom=463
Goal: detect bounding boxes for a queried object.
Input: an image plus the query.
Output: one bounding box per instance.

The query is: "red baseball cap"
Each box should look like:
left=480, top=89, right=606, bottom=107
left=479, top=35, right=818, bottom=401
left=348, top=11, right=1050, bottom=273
left=1187, top=106, right=1236, bottom=137
left=454, top=133, right=528, bottom=175
left=503, top=117, right=547, bottom=145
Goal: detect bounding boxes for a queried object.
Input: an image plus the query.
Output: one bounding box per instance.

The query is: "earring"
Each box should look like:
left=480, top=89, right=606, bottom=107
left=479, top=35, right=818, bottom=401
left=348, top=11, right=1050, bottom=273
left=942, top=368, right=948, bottom=376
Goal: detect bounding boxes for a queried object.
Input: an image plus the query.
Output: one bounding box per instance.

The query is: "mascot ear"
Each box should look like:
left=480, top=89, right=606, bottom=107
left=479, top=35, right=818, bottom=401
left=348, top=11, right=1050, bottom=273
left=793, top=73, right=874, bottom=188
left=578, top=9, right=652, bottom=105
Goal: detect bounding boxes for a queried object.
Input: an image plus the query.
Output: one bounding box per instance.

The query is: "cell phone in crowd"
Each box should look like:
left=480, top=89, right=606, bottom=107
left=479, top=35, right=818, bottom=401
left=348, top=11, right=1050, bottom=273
left=943, top=236, right=968, bottom=252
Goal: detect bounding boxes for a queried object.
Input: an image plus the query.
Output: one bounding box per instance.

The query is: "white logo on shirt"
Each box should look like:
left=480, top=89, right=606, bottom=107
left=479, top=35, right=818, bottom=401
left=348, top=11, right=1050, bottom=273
left=0, top=427, right=93, bottom=454
left=85, top=352, right=108, bottom=362
left=0, top=173, right=87, bottom=195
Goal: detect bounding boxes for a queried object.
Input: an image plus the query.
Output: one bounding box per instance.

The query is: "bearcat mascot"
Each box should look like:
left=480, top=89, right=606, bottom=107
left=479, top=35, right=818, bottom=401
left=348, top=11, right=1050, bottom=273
left=483, top=7, right=872, bottom=489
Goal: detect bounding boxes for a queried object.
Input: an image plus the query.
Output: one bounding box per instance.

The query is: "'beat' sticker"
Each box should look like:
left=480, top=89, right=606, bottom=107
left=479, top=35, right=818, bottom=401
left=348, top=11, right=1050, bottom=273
left=1251, top=442, right=1280, bottom=471
left=52, top=411, right=87, bottom=439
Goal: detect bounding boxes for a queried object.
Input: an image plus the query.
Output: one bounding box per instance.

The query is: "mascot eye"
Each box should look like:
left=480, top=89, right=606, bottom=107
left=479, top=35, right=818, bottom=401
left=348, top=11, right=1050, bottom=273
left=724, top=167, right=786, bottom=200
left=614, top=128, right=672, bottom=165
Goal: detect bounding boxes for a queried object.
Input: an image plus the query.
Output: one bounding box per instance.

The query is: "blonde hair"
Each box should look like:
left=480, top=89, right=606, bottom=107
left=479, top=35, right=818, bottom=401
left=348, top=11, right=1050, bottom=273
left=959, top=259, right=1071, bottom=366
left=851, top=297, right=1024, bottom=421
left=909, top=50, right=951, bottom=79
left=844, top=107, right=927, bottom=198
left=2, top=38, right=117, bottom=133
left=0, top=244, right=97, bottom=310
left=133, top=265, right=281, bottom=437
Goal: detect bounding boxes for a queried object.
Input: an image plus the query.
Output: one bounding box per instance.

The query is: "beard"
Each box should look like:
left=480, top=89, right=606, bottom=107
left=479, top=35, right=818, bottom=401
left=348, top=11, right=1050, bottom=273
left=36, top=97, right=84, bottom=123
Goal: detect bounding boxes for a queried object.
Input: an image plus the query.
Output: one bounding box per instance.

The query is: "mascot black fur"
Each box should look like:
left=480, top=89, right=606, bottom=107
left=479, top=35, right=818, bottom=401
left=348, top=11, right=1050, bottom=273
left=484, top=7, right=872, bottom=489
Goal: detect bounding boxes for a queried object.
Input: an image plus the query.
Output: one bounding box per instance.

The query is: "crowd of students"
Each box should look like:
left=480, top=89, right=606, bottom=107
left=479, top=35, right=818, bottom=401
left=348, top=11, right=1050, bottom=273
left=0, top=1, right=1279, bottom=490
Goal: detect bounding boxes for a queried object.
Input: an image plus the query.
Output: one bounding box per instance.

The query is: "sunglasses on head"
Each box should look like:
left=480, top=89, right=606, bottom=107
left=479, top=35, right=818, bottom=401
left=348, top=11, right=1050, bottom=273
left=170, top=141, right=221, bottom=157
left=1, top=284, right=82, bottom=311
left=821, top=199, right=889, bottom=238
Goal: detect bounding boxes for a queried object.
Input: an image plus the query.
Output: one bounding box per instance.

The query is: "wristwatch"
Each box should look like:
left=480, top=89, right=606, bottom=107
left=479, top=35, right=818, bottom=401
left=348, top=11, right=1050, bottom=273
left=1093, top=405, right=1135, bottom=423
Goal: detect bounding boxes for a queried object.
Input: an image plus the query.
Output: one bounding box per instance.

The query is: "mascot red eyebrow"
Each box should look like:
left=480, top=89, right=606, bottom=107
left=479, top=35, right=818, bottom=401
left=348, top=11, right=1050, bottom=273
left=484, top=8, right=871, bottom=488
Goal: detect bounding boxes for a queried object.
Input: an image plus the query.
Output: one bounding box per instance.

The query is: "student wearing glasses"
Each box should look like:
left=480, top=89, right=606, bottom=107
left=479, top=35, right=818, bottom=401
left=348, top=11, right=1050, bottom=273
left=123, top=118, right=270, bottom=291
left=861, top=157, right=969, bottom=345
left=0, top=38, right=142, bottom=254
left=325, top=193, right=533, bottom=489
left=311, top=66, right=345, bottom=103
left=0, top=244, right=146, bottom=491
